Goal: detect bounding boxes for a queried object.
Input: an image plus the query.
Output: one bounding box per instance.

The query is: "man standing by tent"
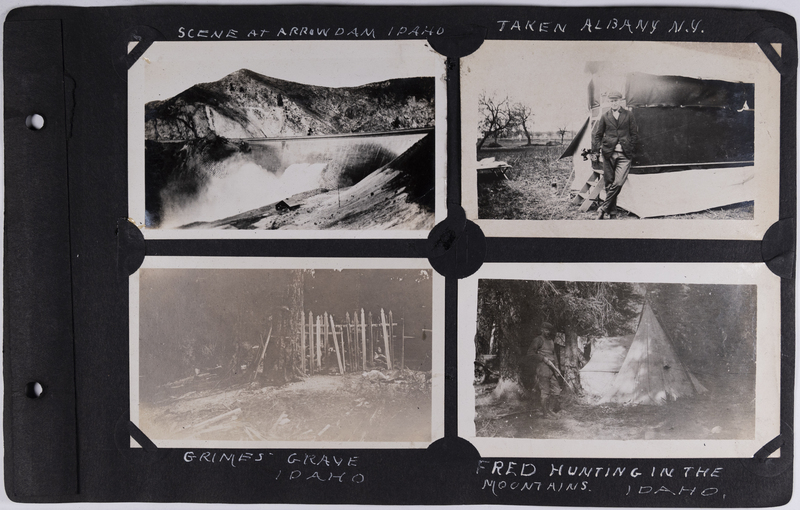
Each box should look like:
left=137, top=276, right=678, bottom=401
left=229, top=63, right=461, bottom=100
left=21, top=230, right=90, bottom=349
left=520, top=322, right=561, bottom=418
left=591, top=90, right=639, bottom=219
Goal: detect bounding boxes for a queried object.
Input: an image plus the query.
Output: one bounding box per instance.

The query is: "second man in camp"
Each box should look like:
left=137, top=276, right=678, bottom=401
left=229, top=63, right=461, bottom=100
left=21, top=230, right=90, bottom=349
left=522, top=321, right=561, bottom=418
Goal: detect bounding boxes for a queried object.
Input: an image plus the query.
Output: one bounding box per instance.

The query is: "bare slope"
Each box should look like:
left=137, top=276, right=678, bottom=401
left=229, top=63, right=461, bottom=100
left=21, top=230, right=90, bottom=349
left=146, top=69, right=435, bottom=141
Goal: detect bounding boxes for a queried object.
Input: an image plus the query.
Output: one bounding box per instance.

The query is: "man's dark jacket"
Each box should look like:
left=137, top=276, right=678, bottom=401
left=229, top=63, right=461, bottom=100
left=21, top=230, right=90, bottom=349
left=591, top=108, right=639, bottom=158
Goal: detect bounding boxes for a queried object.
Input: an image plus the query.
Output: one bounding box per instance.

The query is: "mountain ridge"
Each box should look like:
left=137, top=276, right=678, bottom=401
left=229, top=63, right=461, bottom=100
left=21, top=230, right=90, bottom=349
left=146, top=69, right=435, bottom=141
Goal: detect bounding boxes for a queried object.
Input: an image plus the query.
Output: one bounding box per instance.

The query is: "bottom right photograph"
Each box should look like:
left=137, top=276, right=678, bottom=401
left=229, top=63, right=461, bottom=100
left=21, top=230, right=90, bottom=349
left=459, top=263, right=780, bottom=458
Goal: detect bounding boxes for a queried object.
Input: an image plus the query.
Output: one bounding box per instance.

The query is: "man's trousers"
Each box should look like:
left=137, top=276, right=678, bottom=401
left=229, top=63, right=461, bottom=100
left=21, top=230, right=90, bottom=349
left=600, top=151, right=632, bottom=215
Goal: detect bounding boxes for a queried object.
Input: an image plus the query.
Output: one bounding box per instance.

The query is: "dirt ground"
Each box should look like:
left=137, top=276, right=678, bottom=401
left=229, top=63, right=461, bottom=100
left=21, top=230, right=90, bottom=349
left=140, top=370, right=432, bottom=443
left=477, top=143, right=754, bottom=220
left=474, top=374, right=755, bottom=441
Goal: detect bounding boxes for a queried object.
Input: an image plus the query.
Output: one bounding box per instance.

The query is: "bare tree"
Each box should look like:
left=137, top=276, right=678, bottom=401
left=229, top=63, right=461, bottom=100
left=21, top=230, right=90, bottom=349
left=557, top=126, right=568, bottom=145
left=477, top=93, right=515, bottom=150
left=512, top=103, right=534, bottom=146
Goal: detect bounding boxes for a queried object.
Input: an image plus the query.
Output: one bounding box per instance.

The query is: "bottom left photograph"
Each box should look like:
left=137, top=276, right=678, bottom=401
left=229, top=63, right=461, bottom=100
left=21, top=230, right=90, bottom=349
left=130, top=257, right=443, bottom=449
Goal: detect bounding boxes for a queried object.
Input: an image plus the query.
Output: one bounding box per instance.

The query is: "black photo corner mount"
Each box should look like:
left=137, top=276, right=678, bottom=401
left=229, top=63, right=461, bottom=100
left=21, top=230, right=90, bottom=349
left=114, top=412, right=171, bottom=464
left=427, top=23, right=487, bottom=59
left=2, top=4, right=796, bottom=506
left=739, top=422, right=793, bottom=478
left=750, top=26, right=798, bottom=79
left=762, top=218, right=796, bottom=279
left=113, top=25, right=165, bottom=80
left=427, top=207, right=487, bottom=280
left=117, top=218, right=146, bottom=279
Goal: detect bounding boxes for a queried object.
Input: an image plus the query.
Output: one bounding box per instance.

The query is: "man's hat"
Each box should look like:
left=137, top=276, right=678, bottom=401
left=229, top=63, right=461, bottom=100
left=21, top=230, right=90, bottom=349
left=607, top=90, right=623, bottom=100
left=541, top=321, right=554, bottom=330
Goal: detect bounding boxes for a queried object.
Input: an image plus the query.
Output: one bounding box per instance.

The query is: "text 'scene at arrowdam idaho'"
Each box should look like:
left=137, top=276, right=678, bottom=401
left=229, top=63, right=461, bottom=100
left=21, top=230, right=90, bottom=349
left=144, top=69, right=436, bottom=230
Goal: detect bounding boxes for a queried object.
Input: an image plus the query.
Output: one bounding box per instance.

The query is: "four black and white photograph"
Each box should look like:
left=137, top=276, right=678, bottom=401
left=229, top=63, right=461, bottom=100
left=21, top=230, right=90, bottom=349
left=125, top=38, right=786, bottom=463
left=461, top=41, right=781, bottom=239
left=131, top=257, right=444, bottom=448
left=459, top=263, right=780, bottom=458
left=129, top=40, right=446, bottom=238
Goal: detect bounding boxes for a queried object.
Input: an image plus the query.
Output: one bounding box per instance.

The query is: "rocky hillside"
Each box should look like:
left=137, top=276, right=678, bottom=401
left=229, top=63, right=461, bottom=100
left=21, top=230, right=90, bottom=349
left=146, top=69, right=435, bottom=141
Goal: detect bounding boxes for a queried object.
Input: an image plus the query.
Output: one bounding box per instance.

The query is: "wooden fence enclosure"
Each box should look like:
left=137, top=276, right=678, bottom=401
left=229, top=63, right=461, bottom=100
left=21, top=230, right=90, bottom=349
left=298, top=308, right=409, bottom=375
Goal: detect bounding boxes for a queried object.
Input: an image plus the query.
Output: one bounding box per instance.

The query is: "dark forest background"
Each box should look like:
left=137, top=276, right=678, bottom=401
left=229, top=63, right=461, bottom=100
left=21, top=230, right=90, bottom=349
left=475, top=280, right=757, bottom=389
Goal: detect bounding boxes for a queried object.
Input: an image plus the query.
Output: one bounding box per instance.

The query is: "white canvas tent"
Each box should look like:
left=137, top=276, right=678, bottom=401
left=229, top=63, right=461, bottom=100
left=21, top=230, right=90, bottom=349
left=581, top=335, right=633, bottom=397
left=579, top=335, right=634, bottom=397
left=582, top=303, right=707, bottom=405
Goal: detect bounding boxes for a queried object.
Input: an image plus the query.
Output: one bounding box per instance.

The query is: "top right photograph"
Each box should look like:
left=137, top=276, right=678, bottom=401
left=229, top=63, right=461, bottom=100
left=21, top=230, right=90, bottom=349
left=461, top=41, right=781, bottom=240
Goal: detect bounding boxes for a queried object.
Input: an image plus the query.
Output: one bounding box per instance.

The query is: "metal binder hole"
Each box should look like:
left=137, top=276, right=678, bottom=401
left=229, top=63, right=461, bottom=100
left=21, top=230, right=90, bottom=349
left=25, top=381, right=43, bottom=398
left=25, top=114, right=45, bottom=131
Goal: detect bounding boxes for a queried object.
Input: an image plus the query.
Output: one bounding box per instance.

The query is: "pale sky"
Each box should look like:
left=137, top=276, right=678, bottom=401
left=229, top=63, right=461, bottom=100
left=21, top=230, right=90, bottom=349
left=140, top=40, right=441, bottom=102
left=465, top=41, right=771, bottom=132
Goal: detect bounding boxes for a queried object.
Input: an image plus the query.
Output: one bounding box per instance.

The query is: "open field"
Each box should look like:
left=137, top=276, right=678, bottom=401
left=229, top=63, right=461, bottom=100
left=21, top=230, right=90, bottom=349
left=477, top=141, right=754, bottom=220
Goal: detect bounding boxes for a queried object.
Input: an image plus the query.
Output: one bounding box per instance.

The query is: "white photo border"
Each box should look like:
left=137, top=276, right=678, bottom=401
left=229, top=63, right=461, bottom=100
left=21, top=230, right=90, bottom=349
left=461, top=41, right=781, bottom=240
left=130, top=256, right=445, bottom=449
left=458, top=262, right=781, bottom=458
left=128, top=40, right=447, bottom=239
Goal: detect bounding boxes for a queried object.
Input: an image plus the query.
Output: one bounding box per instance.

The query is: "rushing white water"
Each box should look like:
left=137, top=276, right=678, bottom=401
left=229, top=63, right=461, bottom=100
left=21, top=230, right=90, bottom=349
left=160, top=159, right=330, bottom=228
left=156, top=131, right=431, bottom=228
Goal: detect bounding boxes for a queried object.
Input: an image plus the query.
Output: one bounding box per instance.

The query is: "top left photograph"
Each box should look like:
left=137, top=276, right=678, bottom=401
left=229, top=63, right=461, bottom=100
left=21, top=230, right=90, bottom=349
left=128, top=40, right=446, bottom=239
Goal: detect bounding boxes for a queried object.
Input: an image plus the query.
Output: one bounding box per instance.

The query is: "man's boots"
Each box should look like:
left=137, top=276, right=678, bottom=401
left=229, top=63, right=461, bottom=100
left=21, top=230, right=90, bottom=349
left=549, top=396, right=560, bottom=415
left=541, top=396, right=557, bottom=418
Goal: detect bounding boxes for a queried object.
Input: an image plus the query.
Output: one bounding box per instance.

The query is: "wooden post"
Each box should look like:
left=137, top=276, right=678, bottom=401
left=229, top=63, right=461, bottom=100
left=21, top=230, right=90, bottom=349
left=350, top=312, right=361, bottom=370
left=389, top=311, right=394, bottom=369
left=380, top=308, right=393, bottom=370
left=349, top=314, right=355, bottom=369
left=309, top=311, right=315, bottom=373
left=300, top=311, right=306, bottom=374
left=347, top=312, right=355, bottom=370
left=340, top=325, right=347, bottom=372
left=324, top=312, right=329, bottom=353
left=401, top=317, right=405, bottom=370
left=345, top=312, right=351, bottom=371
left=353, top=310, right=360, bottom=371
left=329, top=315, right=345, bottom=374
left=360, top=309, right=367, bottom=370
left=253, top=326, right=273, bottom=382
left=316, top=315, right=322, bottom=369
left=368, top=311, right=374, bottom=360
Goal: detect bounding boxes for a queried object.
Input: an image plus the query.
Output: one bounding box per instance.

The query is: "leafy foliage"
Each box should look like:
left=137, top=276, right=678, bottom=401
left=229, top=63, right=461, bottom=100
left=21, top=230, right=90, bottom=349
left=476, top=279, right=641, bottom=378
left=476, top=279, right=757, bottom=382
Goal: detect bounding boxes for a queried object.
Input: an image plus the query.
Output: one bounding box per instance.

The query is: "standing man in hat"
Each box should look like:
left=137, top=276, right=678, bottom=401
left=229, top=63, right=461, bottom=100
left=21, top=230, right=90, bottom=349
left=521, top=321, right=561, bottom=418
left=591, top=90, right=639, bottom=219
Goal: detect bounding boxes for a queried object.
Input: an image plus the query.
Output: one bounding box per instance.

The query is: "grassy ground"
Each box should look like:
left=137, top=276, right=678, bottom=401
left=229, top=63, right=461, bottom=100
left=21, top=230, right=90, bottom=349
left=477, top=142, right=755, bottom=220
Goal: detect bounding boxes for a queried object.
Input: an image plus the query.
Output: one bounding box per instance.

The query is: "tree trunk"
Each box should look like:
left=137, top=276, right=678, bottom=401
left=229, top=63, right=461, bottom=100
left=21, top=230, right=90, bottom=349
left=521, top=120, right=532, bottom=145
left=562, top=322, right=583, bottom=395
left=264, top=270, right=303, bottom=385
left=283, top=270, right=304, bottom=382
left=477, top=132, right=491, bottom=151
